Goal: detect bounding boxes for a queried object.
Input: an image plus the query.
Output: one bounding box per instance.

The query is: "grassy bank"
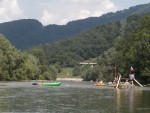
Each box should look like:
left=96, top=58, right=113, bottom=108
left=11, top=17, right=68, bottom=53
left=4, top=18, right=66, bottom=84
left=57, top=67, right=81, bottom=78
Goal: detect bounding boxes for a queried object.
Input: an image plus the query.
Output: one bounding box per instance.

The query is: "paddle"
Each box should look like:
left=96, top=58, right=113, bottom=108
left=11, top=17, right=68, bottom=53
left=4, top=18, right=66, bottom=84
left=133, top=79, right=143, bottom=87
left=116, top=75, right=121, bottom=89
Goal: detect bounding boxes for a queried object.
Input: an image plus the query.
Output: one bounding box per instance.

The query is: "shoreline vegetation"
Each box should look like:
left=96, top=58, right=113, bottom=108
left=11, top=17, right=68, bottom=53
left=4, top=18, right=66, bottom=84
left=0, top=14, right=149, bottom=84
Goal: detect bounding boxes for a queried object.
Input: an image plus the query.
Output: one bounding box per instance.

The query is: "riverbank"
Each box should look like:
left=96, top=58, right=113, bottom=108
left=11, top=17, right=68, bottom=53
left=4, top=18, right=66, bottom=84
left=56, top=78, right=83, bottom=81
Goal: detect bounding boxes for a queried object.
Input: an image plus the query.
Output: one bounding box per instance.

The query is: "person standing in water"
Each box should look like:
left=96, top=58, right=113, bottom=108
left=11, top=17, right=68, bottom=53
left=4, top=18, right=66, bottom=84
left=129, top=66, right=135, bottom=86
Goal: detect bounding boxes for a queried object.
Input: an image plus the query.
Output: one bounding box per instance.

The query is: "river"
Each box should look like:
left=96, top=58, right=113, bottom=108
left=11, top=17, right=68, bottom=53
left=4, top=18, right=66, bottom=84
left=0, top=81, right=150, bottom=113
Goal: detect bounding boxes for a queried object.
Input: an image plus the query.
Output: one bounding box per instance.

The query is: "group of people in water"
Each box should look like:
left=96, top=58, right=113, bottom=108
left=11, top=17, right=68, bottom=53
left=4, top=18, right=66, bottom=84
left=96, top=66, right=136, bottom=87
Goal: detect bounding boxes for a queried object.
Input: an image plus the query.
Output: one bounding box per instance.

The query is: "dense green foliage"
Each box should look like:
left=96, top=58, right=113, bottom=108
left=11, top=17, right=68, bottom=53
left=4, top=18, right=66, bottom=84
left=28, top=14, right=150, bottom=83
left=90, top=14, right=150, bottom=83
left=28, top=21, right=121, bottom=67
left=115, top=14, right=150, bottom=83
left=0, top=3, right=150, bottom=49
left=1, top=13, right=148, bottom=83
left=0, top=34, right=57, bottom=81
left=0, top=4, right=149, bottom=83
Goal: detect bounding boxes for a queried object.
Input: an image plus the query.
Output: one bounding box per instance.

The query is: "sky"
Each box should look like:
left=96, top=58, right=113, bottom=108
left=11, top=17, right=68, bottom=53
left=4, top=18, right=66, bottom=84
left=0, top=0, right=149, bottom=26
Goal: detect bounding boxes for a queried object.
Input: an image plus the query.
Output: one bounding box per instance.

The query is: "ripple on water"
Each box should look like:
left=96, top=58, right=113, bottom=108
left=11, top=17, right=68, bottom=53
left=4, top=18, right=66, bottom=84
left=0, top=81, right=150, bottom=113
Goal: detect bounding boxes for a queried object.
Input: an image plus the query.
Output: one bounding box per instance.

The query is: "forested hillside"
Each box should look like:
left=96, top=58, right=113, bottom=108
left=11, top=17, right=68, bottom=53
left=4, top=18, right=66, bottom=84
left=0, top=3, right=149, bottom=83
left=0, top=13, right=149, bottom=83
left=0, top=3, right=150, bottom=49
left=81, top=14, right=150, bottom=82
left=28, top=13, right=150, bottom=83
left=29, top=21, right=121, bottom=67
left=115, top=14, right=150, bottom=83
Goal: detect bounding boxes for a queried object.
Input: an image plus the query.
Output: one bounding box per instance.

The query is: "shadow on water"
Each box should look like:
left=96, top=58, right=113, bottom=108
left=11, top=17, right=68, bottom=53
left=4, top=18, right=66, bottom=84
left=0, top=81, right=150, bottom=113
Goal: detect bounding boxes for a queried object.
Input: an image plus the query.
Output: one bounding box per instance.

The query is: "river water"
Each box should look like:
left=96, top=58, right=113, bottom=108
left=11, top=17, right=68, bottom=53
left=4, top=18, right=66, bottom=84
left=0, top=81, right=150, bottom=113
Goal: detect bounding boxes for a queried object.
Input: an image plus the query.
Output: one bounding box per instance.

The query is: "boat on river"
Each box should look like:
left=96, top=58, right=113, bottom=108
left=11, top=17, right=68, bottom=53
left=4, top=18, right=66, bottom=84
left=95, top=80, right=106, bottom=86
left=32, top=82, right=39, bottom=85
left=95, top=83, right=106, bottom=86
left=42, top=82, right=61, bottom=86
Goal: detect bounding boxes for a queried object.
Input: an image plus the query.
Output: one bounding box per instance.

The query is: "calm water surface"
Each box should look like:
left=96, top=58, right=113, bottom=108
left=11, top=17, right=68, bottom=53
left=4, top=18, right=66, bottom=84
left=0, top=81, right=150, bottom=113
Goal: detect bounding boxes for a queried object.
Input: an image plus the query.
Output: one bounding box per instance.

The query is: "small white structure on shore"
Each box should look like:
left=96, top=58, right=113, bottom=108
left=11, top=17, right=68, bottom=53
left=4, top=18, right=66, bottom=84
left=79, top=62, right=97, bottom=67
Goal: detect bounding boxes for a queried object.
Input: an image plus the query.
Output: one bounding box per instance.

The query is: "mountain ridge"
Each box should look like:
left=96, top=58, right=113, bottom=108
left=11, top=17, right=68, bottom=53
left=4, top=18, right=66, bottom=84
left=0, top=3, right=150, bottom=49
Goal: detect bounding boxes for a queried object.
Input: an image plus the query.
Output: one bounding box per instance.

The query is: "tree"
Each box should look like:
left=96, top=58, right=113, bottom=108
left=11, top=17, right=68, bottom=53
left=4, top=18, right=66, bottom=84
left=82, top=68, right=98, bottom=81
left=73, top=66, right=81, bottom=76
left=0, top=34, right=57, bottom=81
left=115, top=14, right=150, bottom=83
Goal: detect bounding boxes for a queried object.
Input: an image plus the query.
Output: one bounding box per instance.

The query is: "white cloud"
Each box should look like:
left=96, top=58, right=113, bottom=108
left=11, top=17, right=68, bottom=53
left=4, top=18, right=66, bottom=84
left=92, top=11, right=104, bottom=17
left=59, top=0, right=117, bottom=24
left=70, top=0, right=117, bottom=21
left=40, top=10, right=58, bottom=25
left=77, top=10, right=90, bottom=19
left=0, top=0, right=24, bottom=23
left=0, top=0, right=149, bottom=25
left=101, top=0, right=117, bottom=10
left=0, top=6, right=7, bottom=19
left=60, top=19, right=69, bottom=25
left=64, top=0, right=90, bottom=4
left=0, top=0, right=118, bottom=25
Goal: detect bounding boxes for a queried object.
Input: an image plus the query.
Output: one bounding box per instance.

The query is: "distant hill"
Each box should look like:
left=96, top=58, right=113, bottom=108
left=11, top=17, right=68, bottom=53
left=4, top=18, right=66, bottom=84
left=29, top=21, right=121, bottom=67
left=0, top=3, right=150, bottom=49
left=29, top=13, right=145, bottom=67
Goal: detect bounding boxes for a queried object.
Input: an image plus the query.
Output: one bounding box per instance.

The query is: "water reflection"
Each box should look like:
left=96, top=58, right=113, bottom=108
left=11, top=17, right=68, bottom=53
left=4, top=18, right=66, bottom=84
left=114, top=87, right=143, bottom=113
left=0, top=81, right=150, bottom=113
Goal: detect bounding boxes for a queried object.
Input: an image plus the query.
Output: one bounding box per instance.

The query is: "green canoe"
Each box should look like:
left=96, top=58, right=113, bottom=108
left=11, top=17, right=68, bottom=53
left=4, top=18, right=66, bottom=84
left=42, top=82, right=61, bottom=86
